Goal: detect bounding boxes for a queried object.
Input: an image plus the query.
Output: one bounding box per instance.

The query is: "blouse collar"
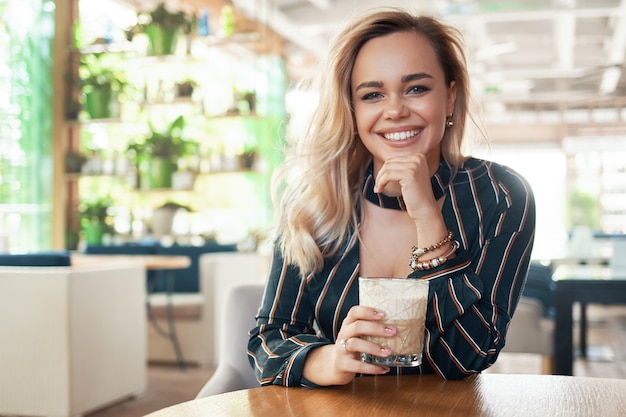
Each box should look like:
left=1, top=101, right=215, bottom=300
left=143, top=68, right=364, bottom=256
left=362, top=158, right=452, bottom=211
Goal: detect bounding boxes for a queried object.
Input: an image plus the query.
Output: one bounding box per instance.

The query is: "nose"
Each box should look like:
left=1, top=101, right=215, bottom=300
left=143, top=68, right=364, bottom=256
left=383, top=96, right=409, bottom=120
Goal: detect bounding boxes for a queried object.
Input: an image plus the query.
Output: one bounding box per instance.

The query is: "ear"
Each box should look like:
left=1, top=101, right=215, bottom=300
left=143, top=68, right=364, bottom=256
left=447, top=81, right=457, bottom=115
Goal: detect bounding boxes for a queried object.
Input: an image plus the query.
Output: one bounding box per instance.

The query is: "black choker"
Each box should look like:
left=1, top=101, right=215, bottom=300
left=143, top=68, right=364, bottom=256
left=362, top=159, right=451, bottom=211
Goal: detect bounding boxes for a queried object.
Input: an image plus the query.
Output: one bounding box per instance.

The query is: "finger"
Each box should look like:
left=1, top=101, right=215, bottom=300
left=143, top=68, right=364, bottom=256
left=339, top=344, right=392, bottom=375
left=339, top=337, right=350, bottom=353
left=378, top=154, right=429, bottom=175
left=358, top=363, right=392, bottom=375
left=344, top=337, right=393, bottom=359
left=337, top=341, right=391, bottom=375
left=349, top=320, right=397, bottom=340
left=374, top=161, right=425, bottom=194
left=345, top=359, right=391, bottom=375
left=344, top=305, right=386, bottom=323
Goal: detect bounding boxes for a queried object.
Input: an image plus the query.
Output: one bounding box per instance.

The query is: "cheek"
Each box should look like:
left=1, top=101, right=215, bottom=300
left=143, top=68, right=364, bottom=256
left=354, top=104, right=377, bottom=131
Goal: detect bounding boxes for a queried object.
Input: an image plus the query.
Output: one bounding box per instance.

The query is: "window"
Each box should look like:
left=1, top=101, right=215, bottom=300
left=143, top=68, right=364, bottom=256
left=0, top=0, right=55, bottom=252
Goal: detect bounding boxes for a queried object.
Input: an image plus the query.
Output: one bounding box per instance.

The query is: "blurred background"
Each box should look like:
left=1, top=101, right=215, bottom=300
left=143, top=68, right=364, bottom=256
left=1, top=0, right=625, bottom=261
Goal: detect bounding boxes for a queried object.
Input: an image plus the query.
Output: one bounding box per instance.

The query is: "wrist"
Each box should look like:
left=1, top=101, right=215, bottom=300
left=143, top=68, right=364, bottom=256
left=409, top=230, right=459, bottom=272
left=410, top=239, right=459, bottom=271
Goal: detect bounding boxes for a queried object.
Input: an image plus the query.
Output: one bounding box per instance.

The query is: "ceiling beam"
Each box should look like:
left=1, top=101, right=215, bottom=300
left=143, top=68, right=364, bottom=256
left=474, top=66, right=598, bottom=80
left=599, top=0, right=626, bottom=94
left=554, top=12, right=576, bottom=70
left=445, top=5, right=620, bottom=23
left=231, top=0, right=327, bottom=58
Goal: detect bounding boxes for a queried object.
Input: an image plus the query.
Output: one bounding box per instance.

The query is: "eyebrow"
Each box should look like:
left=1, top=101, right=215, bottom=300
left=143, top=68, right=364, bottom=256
left=354, top=72, right=434, bottom=92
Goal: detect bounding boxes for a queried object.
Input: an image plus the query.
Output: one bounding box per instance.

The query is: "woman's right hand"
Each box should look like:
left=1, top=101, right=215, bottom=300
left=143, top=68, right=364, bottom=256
left=302, top=305, right=395, bottom=386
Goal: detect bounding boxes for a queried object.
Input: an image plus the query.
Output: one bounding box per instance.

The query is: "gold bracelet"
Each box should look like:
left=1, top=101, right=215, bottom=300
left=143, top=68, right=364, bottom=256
left=409, top=240, right=460, bottom=271
left=411, top=230, right=454, bottom=258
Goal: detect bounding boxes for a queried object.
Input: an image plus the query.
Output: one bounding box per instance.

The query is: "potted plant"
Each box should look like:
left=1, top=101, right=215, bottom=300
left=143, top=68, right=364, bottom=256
left=127, top=115, right=199, bottom=189
left=64, top=151, right=87, bottom=174
left=79, top=196, right=114, bottom=245
left=79, top=53, right=125, bottom=119
left=131, top=2, right=196, bottom=56
left=175, top=79, right=197, bottom=98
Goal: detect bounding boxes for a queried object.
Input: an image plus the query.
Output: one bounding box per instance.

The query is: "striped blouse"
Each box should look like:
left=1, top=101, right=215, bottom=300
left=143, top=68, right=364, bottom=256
left=248, top=157, right=536, bottom=385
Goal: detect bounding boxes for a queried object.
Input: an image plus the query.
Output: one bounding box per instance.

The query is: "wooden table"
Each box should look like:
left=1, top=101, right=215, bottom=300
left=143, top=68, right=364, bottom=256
left=553, top=264, right=626, bottom=375
left=71, top=253, right=191, bottom=270
left=72, top=253, right=191, bottom=369
left=145, top=374, right=626, bottom=416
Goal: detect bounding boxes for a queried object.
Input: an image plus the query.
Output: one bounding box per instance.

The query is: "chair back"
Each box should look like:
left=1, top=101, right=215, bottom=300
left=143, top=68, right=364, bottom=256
left=195, top=283, right=264, bottom=398
left=504, top=297, right=552, bottom=355
left=522, top=263, right=555, bottom=317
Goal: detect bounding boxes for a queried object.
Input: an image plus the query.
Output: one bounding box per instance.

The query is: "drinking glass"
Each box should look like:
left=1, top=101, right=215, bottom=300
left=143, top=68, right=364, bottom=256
left=359, top=277, right=429, bottom=367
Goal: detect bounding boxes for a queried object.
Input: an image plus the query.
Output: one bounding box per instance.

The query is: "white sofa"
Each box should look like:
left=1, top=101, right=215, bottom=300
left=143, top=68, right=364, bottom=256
left=0, top=262, right=147, bottom=417
left=147, top=251, right=269, bottom=368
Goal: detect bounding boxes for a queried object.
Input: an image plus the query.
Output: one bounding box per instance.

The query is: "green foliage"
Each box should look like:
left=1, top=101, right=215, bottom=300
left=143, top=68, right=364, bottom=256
left=127, top=115, right=199, bottom=165
left=130, top=2, right=196, bottom=35
left=79, top=53, right=125, bottom=93
left=79, top=195, right=113, bottom=227
left=567, top=190, right=600, bottom=229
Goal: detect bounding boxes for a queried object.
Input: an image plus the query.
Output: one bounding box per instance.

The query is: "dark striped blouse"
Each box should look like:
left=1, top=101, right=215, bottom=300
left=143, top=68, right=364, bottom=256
left=248, top=157, right=536, bottom=385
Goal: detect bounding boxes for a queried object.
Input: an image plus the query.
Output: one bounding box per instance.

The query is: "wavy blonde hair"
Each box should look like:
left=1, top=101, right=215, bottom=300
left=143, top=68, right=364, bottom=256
left=272, top=8, right=470, bottom=276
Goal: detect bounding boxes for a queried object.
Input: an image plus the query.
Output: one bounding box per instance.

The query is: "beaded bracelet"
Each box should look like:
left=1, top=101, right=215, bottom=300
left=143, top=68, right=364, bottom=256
left=409, top=240, right=460, bottom=271
left=411, top=230, right=454, bottom=258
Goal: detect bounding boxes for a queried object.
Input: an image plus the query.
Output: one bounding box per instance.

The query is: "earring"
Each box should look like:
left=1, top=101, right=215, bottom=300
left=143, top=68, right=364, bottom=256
left=445, top=114, right=454, bottom=128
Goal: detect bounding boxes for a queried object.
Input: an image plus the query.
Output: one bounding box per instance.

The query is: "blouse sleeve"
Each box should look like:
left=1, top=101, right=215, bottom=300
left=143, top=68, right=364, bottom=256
left=247, top=247, right=329, bottom=387
left=409, top=165, right=536, bottom=379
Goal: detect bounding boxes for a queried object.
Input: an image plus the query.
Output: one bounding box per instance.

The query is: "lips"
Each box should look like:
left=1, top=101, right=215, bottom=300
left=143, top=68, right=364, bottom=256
left=382, top=129, right=422, bottom=141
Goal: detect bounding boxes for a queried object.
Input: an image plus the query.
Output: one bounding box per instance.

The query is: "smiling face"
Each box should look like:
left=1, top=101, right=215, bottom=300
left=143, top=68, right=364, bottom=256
left=351, top=31, right=457, bottom=175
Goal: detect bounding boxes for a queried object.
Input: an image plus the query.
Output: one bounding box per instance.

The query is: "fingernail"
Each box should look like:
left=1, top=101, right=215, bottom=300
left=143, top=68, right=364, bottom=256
left=384, top=326, right=396, bottom=334
left=381, top=367, right=390, bottom=373
left=373, top=310, right=384, bottom=318
left=380, top=347, right=392, bottom=355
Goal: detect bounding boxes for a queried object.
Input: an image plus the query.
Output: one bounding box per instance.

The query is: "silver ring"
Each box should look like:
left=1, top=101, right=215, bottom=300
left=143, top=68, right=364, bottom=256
left=340, top=338, right=349, bottom=352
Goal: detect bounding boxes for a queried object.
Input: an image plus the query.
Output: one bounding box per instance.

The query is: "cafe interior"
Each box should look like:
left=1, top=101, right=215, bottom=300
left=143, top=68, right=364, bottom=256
left=1, top=0, right=626, bottom=416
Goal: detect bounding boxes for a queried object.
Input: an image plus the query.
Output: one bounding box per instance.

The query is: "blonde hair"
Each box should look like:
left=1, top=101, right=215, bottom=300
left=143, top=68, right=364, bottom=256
left=272, top=8, right=471, bottom=276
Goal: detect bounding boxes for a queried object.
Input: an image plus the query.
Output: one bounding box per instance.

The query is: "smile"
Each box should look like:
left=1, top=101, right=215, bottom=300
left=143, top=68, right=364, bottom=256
left=382, top=129, right=421, bottom=141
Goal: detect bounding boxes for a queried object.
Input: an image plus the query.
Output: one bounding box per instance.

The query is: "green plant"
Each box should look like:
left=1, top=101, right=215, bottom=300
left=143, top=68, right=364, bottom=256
left=129, top=2, right=196, bottom=36
left=127, top=115, right=198, bottom=165
left=79, top=53, right=125, bottom=94
left=567, top=190, right=600, bottom=229
left=79, top=196, right=113, bottom=228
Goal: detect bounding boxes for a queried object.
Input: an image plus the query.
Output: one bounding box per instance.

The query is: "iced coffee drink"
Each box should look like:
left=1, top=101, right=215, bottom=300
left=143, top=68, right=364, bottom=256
left=359, top=277, right=429, bottom=367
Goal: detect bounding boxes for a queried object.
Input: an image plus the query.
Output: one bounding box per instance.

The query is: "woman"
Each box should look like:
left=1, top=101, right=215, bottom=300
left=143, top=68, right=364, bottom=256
left=248, top=8, right=535, bottom=385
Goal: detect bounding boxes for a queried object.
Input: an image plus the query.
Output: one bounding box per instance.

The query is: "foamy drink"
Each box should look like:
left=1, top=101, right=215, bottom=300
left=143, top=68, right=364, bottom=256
left=359, top=277, right=429, bottom=367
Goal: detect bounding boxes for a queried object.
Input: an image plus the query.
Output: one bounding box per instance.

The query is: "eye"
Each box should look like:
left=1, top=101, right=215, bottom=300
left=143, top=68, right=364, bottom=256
left=407, top=85, right=430, bottom=95
left=361, top=91, right=384, bottom=101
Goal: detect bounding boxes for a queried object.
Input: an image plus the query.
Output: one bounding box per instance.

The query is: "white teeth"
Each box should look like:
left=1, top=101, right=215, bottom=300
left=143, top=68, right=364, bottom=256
left=383, top=130, right=420, bottom=141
